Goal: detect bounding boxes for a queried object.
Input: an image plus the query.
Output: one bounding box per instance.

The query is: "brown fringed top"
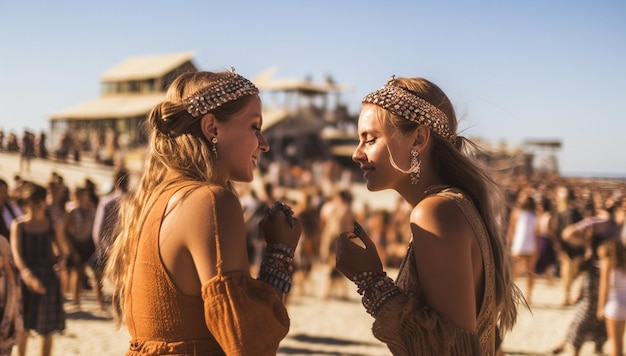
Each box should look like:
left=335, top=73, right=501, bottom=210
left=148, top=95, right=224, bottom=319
left=372, top=188, right=497, bottom=356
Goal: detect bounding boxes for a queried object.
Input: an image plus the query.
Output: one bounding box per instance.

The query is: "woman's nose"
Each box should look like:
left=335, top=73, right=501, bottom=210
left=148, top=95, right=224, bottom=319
left=258, top=133, right=270, bottom=152
left=352, top=146, right=363, bottom=163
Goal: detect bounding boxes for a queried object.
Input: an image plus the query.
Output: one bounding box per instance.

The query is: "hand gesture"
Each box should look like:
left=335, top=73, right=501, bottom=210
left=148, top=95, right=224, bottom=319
left=259, top=201, right=302, bottom=250
left=336, top=222, right=383, bottom=280
left=22, top=272, right=47, bottom=295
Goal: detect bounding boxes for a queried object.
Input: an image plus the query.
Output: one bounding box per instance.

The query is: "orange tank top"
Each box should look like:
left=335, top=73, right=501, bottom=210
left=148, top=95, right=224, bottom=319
left=125, top=181, right=223, bottom=354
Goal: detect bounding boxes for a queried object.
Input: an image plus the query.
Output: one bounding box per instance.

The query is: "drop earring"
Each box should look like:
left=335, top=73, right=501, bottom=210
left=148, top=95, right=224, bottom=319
left=211, top=137, right=218, bottom=158
left=410, top=150, right=420, bottom=185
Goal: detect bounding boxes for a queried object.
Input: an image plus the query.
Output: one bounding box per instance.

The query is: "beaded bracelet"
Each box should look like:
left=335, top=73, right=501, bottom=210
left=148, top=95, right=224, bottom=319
left=258, top=263, right=293, bottom=294
left=263, top=253, right=294, bottom=273
left=353, top=272, right=400, bottom=316
left=265, top=242, right=294, bottom=257
left=353, top=271, right=386, bottom=293
left=257, top=243, right=295, bottom=294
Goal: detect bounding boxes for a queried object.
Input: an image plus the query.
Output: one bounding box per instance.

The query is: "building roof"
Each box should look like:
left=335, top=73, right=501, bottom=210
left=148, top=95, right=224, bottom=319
left=253, top=66, right=351, bottom=95
left=99, top=52, right=195, bottom=82
left=261, top=107, right=291, bottom=130
left=50, top=93, right=164, bottom=120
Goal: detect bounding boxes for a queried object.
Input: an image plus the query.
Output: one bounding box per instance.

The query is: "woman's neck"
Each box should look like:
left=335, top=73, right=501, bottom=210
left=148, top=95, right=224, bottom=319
left=400, top=178, right=448, bottom=207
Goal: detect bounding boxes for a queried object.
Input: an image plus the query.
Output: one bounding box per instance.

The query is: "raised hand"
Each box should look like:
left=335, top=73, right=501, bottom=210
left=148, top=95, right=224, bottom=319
left=336, top=221, right=383, bottom=281
left=259, top=201, right=302, bottom=250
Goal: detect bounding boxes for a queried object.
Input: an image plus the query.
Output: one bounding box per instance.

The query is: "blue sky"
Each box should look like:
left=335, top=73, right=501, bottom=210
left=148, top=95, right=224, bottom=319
left=1, top=1, right=625, bottom=176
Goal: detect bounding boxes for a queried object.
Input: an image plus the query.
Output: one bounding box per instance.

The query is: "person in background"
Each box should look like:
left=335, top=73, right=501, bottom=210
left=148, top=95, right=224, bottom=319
left=106, top=69, right=302, bottom=355
left=45, top=176, right=69, bottom=296
left=91, top=169, right=130, bottom=310
left=534, top=195, right=558, bottom=285
left=366, top=209, right=391, bottom=269
left=8, top=176, right=26, bottom=203
left=336, top=75, right=524, bottom=355
left=84, top=178, right=99, bottom=208
left=19, top=131, right=35, bottom=174
left=292, top=190, right=322, bottom=297
left=319, top=189, right=354, bottom=300
left=36, top=132, right=48, bottom=160
left=552, top=198, right=621, bottom=355
left=507, top=192, right=538, bottom=305
left=597, top=235, right=626, bottom=356
left=555, top=185, right=585, bottom=307
left=0, top=232, right=21, bottom=356
left=0, top=179, right=23, bottom=242
left=64, top=186, right=96, bottom=309
left=10, top=183, right=67, bottom=356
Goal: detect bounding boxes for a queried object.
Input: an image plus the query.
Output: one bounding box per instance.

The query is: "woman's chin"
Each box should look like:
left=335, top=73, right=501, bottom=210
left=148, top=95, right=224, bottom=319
left=365, top=181, right=383, bottom=192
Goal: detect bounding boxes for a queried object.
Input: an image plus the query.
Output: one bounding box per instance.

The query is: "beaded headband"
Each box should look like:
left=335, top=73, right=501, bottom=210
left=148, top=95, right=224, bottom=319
left=362, top=76, right=456, bottom=143
left=185, top=68, right=259, bottom=118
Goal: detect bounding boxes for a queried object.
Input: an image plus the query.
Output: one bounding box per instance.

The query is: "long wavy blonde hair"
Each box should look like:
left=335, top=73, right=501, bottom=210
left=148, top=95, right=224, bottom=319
left=377, top=77, right=525, bottom=334
left=105, top=71, right=257, bottom=324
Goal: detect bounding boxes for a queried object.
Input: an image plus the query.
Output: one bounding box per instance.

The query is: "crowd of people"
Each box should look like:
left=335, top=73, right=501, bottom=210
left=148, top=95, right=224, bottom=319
left=0, top=127, right=124, bottom=169
left=0, top=169, right=130, bottom=356
left=0, top=69, right=624, bottom=355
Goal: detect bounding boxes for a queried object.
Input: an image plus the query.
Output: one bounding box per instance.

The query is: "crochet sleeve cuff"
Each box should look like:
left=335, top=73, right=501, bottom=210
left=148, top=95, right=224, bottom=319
left=371, top=294, right=482, bottom=356
left=202, top=271, right=290, bottom=355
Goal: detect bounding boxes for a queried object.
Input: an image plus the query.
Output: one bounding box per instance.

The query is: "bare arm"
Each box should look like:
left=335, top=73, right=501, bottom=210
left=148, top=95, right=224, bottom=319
left=562, top=223, right=590, bottom=247
left=55, top=214, right=72, bottom=261
left=597, top=250, right=610, bottom=319
left=9, top=220, right=27, bottom=272
left=506, top=209, right=518, bottom=248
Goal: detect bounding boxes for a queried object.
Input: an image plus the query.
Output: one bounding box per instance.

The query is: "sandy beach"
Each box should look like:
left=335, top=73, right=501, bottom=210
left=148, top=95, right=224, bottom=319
left=0, top=152, right=620, bottom=355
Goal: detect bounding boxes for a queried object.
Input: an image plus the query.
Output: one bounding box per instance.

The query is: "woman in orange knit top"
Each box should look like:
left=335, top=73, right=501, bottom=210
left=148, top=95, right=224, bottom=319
left=106, top=69, right=302, bottom=355
left=336, top=75, right=525, bottom=355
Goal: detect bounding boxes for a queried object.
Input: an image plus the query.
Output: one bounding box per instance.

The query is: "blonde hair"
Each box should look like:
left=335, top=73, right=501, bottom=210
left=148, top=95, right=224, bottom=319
left=106, top=71, right=257, bottom=324
left=377, top=77, right=524, bottom=334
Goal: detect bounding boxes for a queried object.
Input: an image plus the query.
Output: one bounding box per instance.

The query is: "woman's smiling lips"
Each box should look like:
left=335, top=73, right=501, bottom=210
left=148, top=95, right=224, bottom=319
left=360, top=164, right=374, bottom=178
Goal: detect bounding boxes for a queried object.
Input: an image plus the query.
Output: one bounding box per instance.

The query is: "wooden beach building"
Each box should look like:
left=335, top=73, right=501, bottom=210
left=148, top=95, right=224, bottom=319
left=49, top=52, right=198, bottom=163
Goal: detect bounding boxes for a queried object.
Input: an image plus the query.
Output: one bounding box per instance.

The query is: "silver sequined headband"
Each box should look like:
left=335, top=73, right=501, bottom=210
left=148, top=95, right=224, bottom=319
left=362, top=76, right=455, bottom=143
left=185, top=68, right=259, bottom=118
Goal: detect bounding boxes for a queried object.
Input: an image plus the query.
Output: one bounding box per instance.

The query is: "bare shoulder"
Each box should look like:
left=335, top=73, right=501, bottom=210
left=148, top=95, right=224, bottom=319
left=174, top=184, right=245, bottom=234
left=177, top=183, right=234, bottom=202
left=173, top=184, right=240, bottom=213
left=163, top=184, right=243, bottom=242
left=410, top=194, right=472, bottom=244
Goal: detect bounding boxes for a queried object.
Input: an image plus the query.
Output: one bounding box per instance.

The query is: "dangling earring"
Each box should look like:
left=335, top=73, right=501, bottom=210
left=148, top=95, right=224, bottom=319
left=211, top=137, right=218, bottom=158
left=410, top=150, right=420, bottom=185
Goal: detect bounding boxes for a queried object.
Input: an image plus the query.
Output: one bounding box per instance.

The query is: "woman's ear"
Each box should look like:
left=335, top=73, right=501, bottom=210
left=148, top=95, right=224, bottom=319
left=412, top=125, right=431, bottom=149
left=200, top=114, right=217, bottom=139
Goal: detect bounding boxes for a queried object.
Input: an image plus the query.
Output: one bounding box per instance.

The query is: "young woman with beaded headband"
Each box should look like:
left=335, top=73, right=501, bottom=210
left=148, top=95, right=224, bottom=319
left=106, top=69, right=302, bottom=355
left=335, top=76, right=525, bottom=355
